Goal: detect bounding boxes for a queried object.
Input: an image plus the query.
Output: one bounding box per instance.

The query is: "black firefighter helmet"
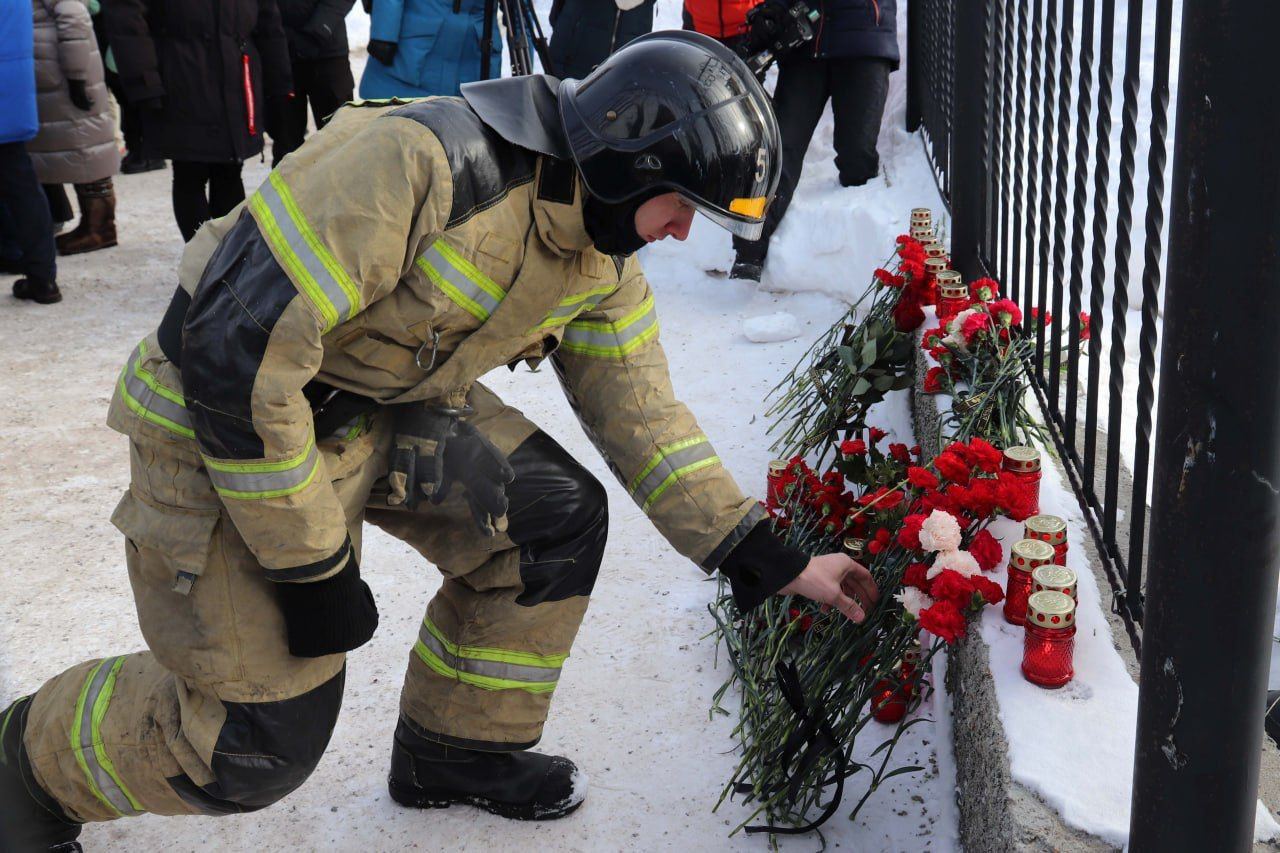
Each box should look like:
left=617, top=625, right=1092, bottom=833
left=557, top=30, right=782, bottom=241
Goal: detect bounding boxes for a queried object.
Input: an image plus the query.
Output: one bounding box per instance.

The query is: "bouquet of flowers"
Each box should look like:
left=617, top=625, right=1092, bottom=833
left=710, top=435, right=1034, bottom=835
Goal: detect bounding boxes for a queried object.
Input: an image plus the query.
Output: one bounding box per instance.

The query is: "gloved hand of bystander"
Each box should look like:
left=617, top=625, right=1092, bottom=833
left=68, top=79, right=93, bottom=111
left=367, top=38, right=398, bottom=65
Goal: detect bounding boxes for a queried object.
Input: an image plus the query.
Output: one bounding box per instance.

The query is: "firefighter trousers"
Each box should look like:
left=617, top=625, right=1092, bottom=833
left=11, top=384, right=608, bottom=823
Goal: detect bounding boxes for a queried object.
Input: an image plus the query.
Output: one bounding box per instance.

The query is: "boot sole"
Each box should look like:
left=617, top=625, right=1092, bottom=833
left=58, top=239, right=117, bottom=257
left=387, top=777, right=584, bottom=822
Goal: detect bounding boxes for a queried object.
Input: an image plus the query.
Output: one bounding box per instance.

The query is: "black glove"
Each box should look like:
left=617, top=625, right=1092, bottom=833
left=275, top=546, right=379, bottom=658
left=367, top=39, right=397, bottom=65
left=386, top=404, right=516, bottom=535
left=68, top=79, right=93, bottom=111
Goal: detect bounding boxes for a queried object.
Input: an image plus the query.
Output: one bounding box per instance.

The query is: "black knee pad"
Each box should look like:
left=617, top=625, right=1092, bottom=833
left=167, top=668, right=345, bottom=814
left=505, top=431, right=609, bottom=606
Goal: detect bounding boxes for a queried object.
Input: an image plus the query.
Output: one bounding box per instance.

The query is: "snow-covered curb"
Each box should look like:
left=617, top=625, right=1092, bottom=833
left=910, top=312, right=1280, bottom=849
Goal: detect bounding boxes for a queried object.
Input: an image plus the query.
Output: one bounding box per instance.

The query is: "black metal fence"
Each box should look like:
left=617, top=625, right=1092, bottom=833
left=908, top=0, right=1177, bottom=650
left=908, top=0, right=1280, bottom=847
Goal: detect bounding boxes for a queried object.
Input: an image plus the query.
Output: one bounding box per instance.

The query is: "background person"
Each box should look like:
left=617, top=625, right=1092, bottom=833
left=272, top=0, right=356, bottom=165
left=729, top=0, right=899, bottom=282
left=1, top=0, right=59, bottom=303
left=547, top=0, right=655, bottom=80
left=29, top=0, right=121, bottom=256
left=359, top=0, right=500, bottom=98
left=105, top=0, right=293, bottom=241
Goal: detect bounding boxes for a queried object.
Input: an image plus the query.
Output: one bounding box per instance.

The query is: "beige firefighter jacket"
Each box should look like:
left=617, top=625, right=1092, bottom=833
left=108, top=96, right=765, bottom=584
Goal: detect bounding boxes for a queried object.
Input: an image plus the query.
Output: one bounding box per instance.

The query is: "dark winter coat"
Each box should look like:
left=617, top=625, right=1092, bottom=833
left=548, top=0, right=655, bottom=80
left=104, top=0, right=293, bottom=163
left=811, top=0, right=898, bottom=67
left=277, top=0, right=354, bottom=60
left=29, top=0, right=120, bottom=184
left=1, top=0, right=39, bottom=143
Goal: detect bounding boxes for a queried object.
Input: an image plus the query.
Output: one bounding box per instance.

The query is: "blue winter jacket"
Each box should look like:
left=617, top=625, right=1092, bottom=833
left=0, top=0, right=39, bottom=143
left=359, top=0, right=501, bottom=98
left=812, top=0, right=898, bottom=68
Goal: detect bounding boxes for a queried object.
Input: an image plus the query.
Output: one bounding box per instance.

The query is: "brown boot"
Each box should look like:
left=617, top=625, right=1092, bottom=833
left=56, top=179, right=117, bottom=255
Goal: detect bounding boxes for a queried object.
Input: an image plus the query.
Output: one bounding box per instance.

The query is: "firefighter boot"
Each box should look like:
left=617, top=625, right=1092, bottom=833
left=0, top=698, right=83, bottom=852
left=387, top=718, right=586, bottom=821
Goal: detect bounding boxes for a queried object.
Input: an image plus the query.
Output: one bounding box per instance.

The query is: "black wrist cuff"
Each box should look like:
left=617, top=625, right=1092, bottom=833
left=275, top=555, right=379, bottom=658
left=717, top=520, right=809, bottom=612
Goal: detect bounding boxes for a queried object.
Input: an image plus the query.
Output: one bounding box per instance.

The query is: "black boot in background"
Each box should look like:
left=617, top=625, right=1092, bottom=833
left=12, top=276, right=62, bottom=304
left=387, top=717, right=586, bottom=821
left=0, top=697, right=83, bottom=852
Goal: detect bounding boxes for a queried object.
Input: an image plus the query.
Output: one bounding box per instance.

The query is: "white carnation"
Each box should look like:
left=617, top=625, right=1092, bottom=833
left=927, top=548, right=982, bottom=580
left=944, top=309, right=978, bottom=355
left=918, top=509, right=962, bottom=553
left=894, top=587, right=935, bottom=619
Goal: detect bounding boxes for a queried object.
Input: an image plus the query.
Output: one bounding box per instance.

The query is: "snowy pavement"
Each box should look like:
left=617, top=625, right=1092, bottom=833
left=0, top=26, right=964, bottom=848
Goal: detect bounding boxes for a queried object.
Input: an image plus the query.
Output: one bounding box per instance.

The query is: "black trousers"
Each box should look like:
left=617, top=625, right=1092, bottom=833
left=171, top=161, right=245, bottom=242
left=0, top=142, right=56, bottom=280
left=735, top=55, right=892, bottom=264
left=271, top=56, right=355, bottom=167
left=105, top=69, right=143, bottom=155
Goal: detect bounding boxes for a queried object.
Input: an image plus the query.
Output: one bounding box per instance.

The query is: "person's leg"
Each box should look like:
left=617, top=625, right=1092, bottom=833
left=308, top=55, right=355, bottom=131
left=4, top=410, right=388, bottom=846
left=731, top=53, right=832, bottom=275
left=57, top=178, right=118, bottom=256
left=366, top=386, right=606, bottom=818
left=42, top=184, right=73, bottom=228
left=0, top=143, right=59, bottom=301
left=170, top=161, right=212, bottom=242
left=829, top=57, right=892, bottom=187
left=207, top=163, right=246, bottom=221
left=272, top=59, right=312, bottom=166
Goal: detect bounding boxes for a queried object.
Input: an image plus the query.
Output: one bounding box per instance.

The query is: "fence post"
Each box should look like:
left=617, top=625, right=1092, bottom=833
left=905, top=0, right=921, bottom=132
left=948, top=0, right=988, bottom=278
left=1129, top=0, right=1280, bottom=848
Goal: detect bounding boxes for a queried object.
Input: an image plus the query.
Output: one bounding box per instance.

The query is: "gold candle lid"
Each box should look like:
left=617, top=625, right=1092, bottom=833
left=910, top=207, right=932, bottom=221
left=768, top=459, right=789, bottom=475
left=1003, top=445, right=1041, bottom=473
left=1026, top=590, right=1076, bottom=629
left=1025, top=514, right=1067, bottom=545
left=925, top=244, right=948, bottom=259
left=843, top=536, right=867, bottom=558
left=924, top=257, right=950, bottom=275
left=938, top=276, right=969, bottom=298
left=1032, top=564, right=1078, bottom=598
left=1010, top=538, right=1056, bottom=572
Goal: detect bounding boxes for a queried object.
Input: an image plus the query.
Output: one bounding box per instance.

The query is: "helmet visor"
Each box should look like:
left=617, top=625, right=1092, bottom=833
left=681, top=193, right=769, bottom=240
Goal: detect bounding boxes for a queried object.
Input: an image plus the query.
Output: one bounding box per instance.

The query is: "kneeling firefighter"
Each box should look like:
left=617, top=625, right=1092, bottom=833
left=0, top=31, right=878, bottom=850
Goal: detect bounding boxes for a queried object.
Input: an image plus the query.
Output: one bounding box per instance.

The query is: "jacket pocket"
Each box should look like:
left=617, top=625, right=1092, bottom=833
left=111, top=490, right=240, bottom=682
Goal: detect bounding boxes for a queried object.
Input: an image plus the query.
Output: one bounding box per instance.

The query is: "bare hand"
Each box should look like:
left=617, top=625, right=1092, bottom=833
left=779, top=553, right=879, bottom=623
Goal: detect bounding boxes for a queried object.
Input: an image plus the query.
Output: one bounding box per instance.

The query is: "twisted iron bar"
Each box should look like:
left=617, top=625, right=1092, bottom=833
left=1021, top=0, right=1046, bottom=329
left=1048, top=0, right=1077, bottom=410
left=1124, top=0, right=1174, bottom=620
left=1009, top=0, right=1032, bottom=310
left=1083, top=0, right=1117, bottom=498
left=1064, top=0, right=1097, bottom=455
left=996, top=0, right=1016, bottom=277
left=1103, top=0, right=1147, bottom=556
left=1034, top=0, right=1060, bottom=383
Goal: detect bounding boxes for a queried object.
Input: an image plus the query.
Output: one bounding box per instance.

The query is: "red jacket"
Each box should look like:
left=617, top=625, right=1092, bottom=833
left=683, top=0, right=763, bottom=39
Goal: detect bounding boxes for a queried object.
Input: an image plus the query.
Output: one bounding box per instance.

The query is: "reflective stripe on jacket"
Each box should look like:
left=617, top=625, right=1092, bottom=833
left=108, top=93, right=760, bottom=582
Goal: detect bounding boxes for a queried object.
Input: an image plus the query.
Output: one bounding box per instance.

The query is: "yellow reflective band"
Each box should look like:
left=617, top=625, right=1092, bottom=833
left=250, top=172, right=360, bottom=332
left=416, top=240, right=506, bottom=322
left=529, top=284, right=618, bottom=334
left=91, top=658, right=142, bottom=814
left=560, top=295, right=659, bottom=358
left=203, top=437, right=320, bottom=500
left=118, top=340, right=195, bottom=440
left=730, top=196, right=768, bottom=218
left=413, top=617, right=563, bottom=694
left=643, top=456, right=722, bottom=511
left=71, top=657, right=141, bottom=817
left=629, top=435, right=722, bottom=513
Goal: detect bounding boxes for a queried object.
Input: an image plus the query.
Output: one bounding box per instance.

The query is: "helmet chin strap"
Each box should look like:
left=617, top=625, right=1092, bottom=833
left=582, top=190, right=662, bottom=256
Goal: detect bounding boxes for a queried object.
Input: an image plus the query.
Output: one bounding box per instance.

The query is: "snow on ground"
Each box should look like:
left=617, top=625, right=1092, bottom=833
left=0, top=3, right=968, bottom=851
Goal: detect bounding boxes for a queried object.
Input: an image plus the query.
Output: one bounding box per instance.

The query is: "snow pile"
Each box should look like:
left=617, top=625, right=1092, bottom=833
left=742, top=311, right=801, bottom=343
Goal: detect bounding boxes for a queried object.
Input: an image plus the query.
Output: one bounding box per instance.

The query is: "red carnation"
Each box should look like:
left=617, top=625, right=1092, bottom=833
left=907, top=466, right=939, bottom=491
left=970, top=575, right=1005, bottom=607
left=969, top=277, right=1000, bottom=302
left=867, top=527, right=893, bottom=555
left=869, top=427, right=888, bottom=444
left=924, top=366, right=949, bottom=394
left=1079, top=311, right=1091, bottom=341
left=967, top=437, right=1004, bottom=474
left=903, top=561, right=931, bottom=590
left=968, top=529, right=1003, bottom=571
left=888, top=442, right=911, bottom=463
left=911, top=445, right=923, bottom=458
left=840, top=439, right=867, bottom=457
left=930, top=570, right=979, bottom=609
left=989, top=298, right=1023, bottom=327
left=934, top=450, right=971, bottom=485
left=900, top=258, right=925, bottom=281
left=922, top=326, right=947, bottom=349
left=919, top=599, right=967, bottom=644
left=1031, top=307, right=1053, bottom=326
left=964, top=476, right=1001, bottom=519
left=898, top=513, right=926, bottom=550
left=961, top=311, right=992, bottom=343
left=893, top=294, right=926, bottom=332
left=996, top=471, right=1038, bottom=521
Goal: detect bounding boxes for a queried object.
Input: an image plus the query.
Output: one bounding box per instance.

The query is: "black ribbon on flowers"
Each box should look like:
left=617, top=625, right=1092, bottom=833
left=736, top=660, right=849, bottom=835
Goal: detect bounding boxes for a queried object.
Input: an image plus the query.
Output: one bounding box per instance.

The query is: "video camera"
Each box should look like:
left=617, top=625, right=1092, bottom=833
left=738, top=0, right=821, bottom=76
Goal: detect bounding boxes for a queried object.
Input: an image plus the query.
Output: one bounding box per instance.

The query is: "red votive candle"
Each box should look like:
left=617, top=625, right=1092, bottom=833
left=1024, top=514, right=1068, bottom=565
left=936, top=272, right=971, bottom=318
left=1022, top=590, right=1076, bottom=688
left=1003, top=538, right=1056, bottom=625
left=766, top=459, right=789, bottom=504
left=1031, top=564, right=1078, bottom=603
left=1002, top=446, right=1042, bottom=516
